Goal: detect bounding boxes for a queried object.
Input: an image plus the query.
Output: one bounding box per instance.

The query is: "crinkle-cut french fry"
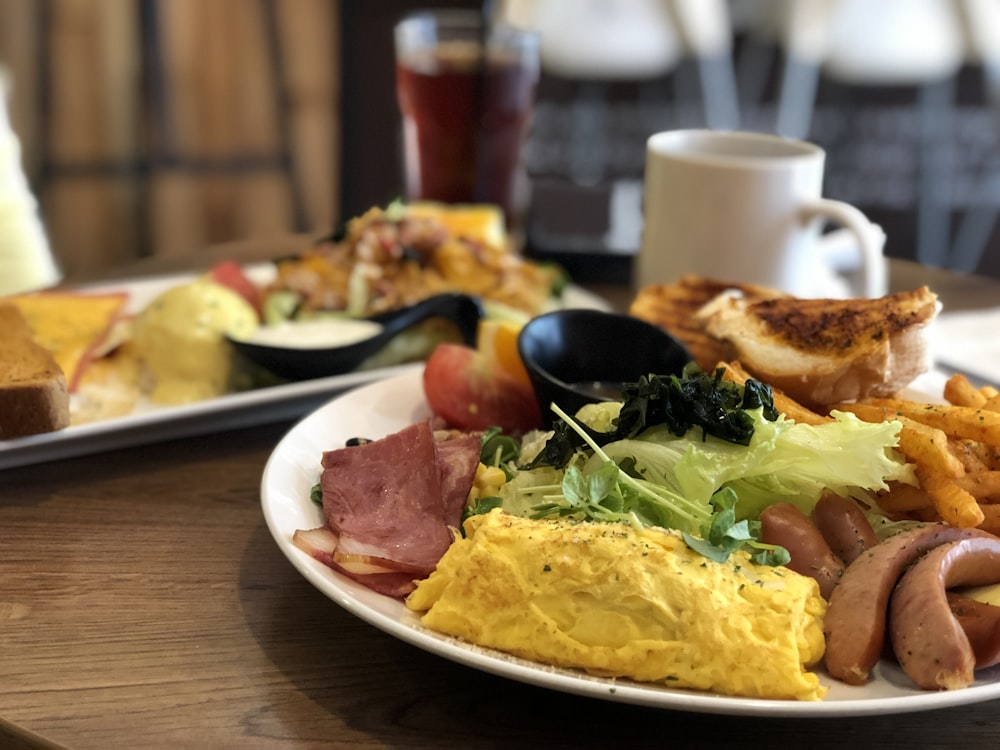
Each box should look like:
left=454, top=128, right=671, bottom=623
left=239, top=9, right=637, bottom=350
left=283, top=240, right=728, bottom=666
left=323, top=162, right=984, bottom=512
left=955, top=471, right=1000, bottom=501
left=959, top=439, right=1000, bottom=471
left=945, top=374, right=988, bottom=408
left=915, top=465, right=985, bottom=528
left=948, top=439, right=992, bottom=473
left=875, top=481, right=934, bottom=514
left=833, top=403, right=964, bottom=479
left=977, top=504, right=1000, bottom=535
left=895, top=417, right=966, bottom=479
left=716, top=360, right=832, bottom=426
left=859, top=398, right=1000, bottom=446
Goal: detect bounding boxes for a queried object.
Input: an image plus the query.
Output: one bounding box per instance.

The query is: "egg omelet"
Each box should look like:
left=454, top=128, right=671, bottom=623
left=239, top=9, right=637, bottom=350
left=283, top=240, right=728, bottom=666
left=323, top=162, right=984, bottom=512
left=406, top=511, right=828, bottom=701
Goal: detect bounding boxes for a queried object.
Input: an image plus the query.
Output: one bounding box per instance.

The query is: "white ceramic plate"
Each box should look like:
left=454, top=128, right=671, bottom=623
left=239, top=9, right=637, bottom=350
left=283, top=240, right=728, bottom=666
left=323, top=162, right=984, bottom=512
left=261, top=367, right=1000, bottom=717
left=1, top=265, right=604, bottom=469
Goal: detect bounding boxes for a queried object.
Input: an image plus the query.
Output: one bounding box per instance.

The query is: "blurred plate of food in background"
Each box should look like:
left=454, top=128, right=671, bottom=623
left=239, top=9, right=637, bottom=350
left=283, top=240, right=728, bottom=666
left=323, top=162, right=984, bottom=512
left=0, top=201, right=606, bottom=468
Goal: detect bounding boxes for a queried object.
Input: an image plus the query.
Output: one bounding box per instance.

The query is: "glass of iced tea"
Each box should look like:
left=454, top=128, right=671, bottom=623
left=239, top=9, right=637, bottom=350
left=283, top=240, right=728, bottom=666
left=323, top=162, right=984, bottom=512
left=394, top=10, right=540, bottom=228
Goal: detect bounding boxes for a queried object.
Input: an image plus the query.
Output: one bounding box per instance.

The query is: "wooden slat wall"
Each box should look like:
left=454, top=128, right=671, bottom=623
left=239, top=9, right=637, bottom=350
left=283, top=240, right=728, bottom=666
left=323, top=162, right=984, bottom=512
left=0, top=0, right=340, bottom=278
left=45, top=0, right=141, bottom=273
left=0, top=0, right=43, bottom=179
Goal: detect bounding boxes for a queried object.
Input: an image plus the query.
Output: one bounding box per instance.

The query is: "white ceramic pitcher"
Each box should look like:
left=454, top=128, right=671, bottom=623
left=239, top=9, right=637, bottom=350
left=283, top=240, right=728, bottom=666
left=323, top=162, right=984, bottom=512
left=0, top=67, right=60, bottom=296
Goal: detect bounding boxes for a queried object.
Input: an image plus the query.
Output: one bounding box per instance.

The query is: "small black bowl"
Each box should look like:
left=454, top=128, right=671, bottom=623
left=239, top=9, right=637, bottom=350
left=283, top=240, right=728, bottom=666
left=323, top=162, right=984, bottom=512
left=518, top=309, right=693, bottom=423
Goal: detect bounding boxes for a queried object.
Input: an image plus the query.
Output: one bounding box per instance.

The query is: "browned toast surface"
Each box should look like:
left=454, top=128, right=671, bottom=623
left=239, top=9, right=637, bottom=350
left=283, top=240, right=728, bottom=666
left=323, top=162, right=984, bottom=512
left=718, top=287, right=939, bottom=358
left=0, top=302, right=71, bottom=438
left=629, top=275, right=785, bottom=371
left=629, top=277, right=939, bottom=409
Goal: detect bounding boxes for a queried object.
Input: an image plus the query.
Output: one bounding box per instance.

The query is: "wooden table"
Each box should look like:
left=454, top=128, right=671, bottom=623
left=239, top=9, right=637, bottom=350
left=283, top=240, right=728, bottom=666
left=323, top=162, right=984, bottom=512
left=4, top=248, right=1000, bottom=749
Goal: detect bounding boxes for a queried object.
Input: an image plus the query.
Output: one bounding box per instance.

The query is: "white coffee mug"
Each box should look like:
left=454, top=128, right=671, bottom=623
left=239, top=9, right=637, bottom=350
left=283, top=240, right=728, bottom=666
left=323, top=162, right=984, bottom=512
left=637, top=129, right=887, bottom=298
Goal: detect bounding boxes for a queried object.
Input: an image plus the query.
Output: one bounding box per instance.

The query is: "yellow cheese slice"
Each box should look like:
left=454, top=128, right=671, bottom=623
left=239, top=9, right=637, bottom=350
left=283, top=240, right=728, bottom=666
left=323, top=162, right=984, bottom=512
left=7, top=291, right=128, bottom=391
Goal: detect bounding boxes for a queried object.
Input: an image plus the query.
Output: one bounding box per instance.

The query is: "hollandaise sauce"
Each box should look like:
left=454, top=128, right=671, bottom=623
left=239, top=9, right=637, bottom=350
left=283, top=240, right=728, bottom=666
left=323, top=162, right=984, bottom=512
left=132, top=279, right=258, bottom=404
left=241, top=318, right=383, bottom=349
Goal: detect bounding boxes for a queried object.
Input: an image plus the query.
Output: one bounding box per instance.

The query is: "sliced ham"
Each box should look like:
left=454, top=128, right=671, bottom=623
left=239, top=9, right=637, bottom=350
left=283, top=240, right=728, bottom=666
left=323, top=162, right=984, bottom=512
left=435, top=433, right=484, bottom=526
left=321, top=421, right=454, bottom=571
left=296, top=420, right=481, bottom=597
left=292, top=527, right=429, bottom=598
left=292, top=527, right=338, bottom=567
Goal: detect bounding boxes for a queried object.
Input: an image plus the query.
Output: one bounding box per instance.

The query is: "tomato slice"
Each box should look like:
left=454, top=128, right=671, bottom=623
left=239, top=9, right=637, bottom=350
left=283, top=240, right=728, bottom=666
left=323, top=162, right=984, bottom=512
left=423, top=343, right=541, bottom=432
left=208, top=261, right=263, bottom=320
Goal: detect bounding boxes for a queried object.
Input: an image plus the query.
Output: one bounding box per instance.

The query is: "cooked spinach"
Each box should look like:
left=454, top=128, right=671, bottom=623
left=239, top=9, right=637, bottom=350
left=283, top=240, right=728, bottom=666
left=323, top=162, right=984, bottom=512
left=527, top=365, right=777, bottom=470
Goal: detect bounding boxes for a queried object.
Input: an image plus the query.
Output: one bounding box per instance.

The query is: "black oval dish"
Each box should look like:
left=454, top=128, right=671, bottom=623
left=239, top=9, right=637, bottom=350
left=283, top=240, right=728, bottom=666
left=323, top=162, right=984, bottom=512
left=229, top=292, right=483, bottom=381
left=518, top=308, right=693, bottom=423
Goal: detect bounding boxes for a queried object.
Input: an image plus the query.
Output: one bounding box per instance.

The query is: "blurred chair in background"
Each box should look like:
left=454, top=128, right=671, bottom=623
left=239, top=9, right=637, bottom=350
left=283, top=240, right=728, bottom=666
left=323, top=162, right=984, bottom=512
left=503, top=0, right=685, bottom=193
left=498, top=0, right=738, bottom=275
left=950, top=0, right=1000, bottom=273
left=772, top=0, right=963, bottom=271
left=737, top=0, right=1000, bottom=276
left=770, top=0, right=964, bottom=140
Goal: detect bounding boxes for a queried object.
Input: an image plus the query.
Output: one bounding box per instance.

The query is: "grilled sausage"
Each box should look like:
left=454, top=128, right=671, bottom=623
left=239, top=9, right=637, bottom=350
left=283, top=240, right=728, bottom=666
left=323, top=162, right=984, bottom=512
left=947, top=592, right=1000, bottom=670
left=891, top=536, right=1000, bottom=690
left=824, top=525, right=993, bottom=686
left=811, top=491, right=878, bottom=566
left=759, top=502, right=844, bottom=600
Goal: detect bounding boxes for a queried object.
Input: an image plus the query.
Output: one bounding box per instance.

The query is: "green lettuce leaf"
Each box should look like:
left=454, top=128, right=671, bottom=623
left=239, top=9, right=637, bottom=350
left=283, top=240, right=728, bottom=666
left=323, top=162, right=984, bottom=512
left=591, top=408, right=913, bottom=521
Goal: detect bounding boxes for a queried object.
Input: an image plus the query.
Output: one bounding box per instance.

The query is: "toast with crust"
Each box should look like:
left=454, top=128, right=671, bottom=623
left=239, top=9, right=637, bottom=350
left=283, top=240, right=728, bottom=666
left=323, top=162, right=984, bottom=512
left=629, top=276, right=787, bottom=372
left=0, top=302, right=70, bottom=438
left=630, top=277, right=939, bottom=409
left=697, top=286, right=938, bottom=407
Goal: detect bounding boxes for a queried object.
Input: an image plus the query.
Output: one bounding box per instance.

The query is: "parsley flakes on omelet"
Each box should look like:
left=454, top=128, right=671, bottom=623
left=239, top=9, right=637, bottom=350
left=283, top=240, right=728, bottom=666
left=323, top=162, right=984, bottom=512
left=406, top=510, right=828, bottom=701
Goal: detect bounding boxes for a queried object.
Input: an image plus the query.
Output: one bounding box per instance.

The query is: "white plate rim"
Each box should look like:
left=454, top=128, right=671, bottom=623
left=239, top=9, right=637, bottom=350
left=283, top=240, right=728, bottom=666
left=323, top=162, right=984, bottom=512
left=261, top=367, right=1000, bottom=717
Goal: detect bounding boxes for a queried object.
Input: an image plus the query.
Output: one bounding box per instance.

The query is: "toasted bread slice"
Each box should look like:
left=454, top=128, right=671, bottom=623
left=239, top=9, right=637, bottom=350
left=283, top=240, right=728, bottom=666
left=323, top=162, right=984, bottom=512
left=697, top=287, right=939, bottom=408
left=0, top=302, right=70, bottom=439
left=629, top=276, right=786, bottom=372
left=7, top=290, right=127, bottom=392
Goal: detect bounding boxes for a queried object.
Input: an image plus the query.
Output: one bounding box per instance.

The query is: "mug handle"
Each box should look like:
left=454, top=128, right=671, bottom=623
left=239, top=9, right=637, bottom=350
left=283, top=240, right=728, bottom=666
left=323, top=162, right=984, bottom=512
left=800, top=199, right=887, bottom=298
